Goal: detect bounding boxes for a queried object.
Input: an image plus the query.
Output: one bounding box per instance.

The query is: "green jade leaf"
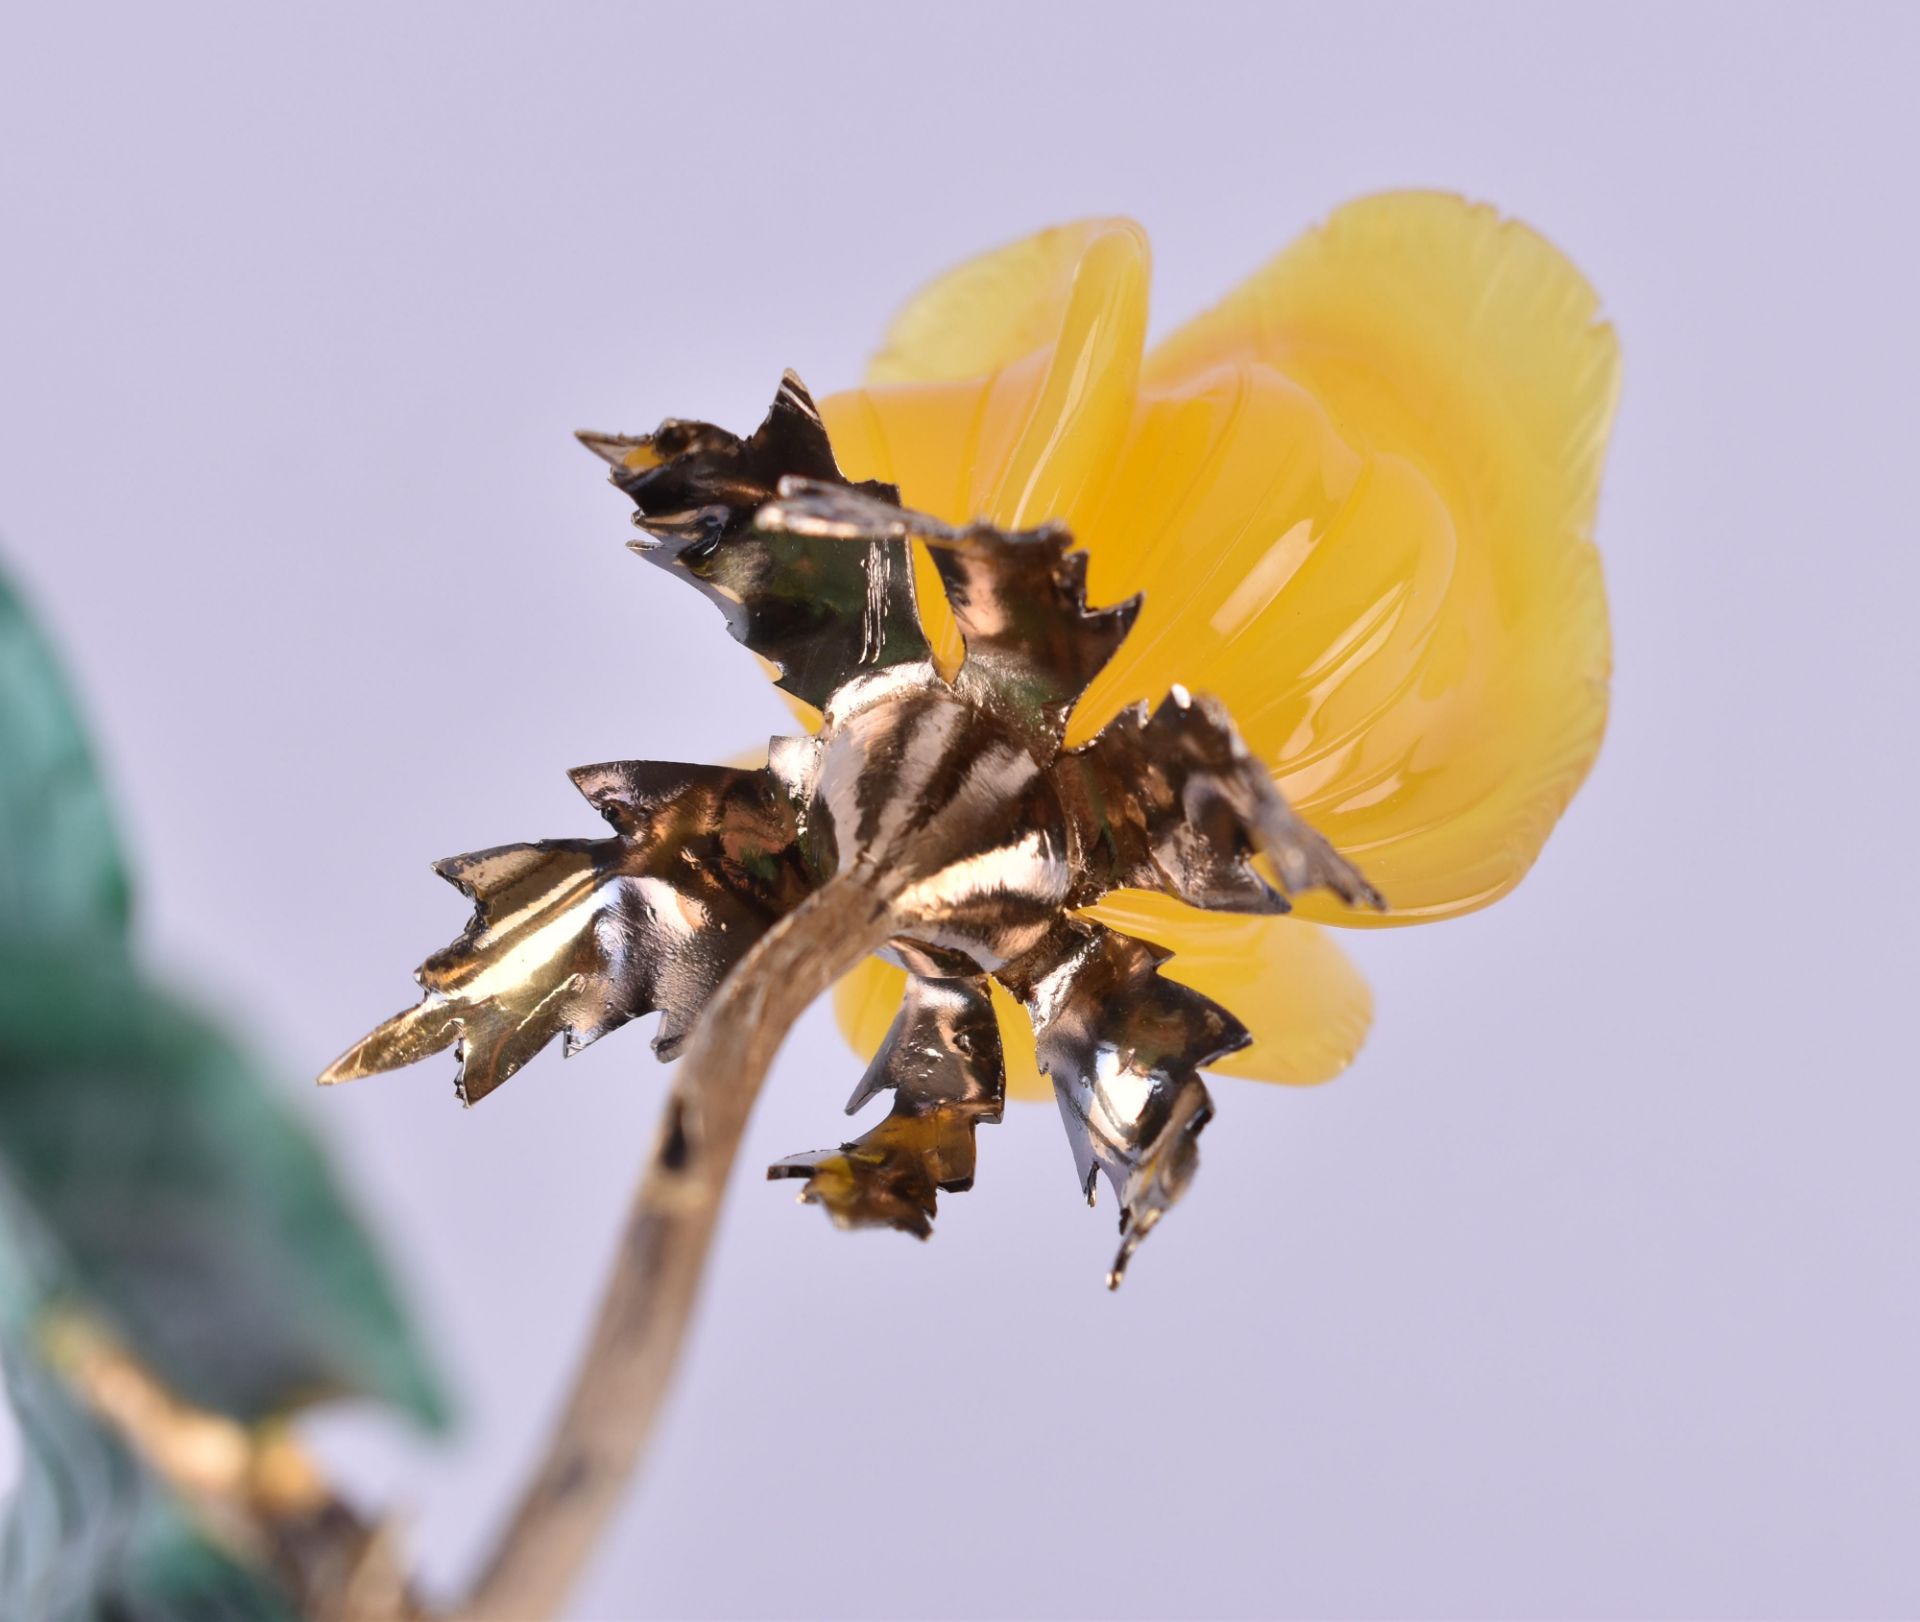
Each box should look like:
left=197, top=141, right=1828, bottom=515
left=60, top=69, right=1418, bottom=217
left=0, top=1172, right=298, bottom=1622
left=0, top=562, right=446, bottom=1427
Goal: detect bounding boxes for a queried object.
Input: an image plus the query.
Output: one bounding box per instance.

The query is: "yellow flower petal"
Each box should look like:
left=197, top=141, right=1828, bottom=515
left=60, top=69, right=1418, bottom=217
left=820, top=218, right=1150, bottom=672
left=865, top=219, right=1146, bottom=391
left=1083, top=891, right=1371, bottom=1085
left=823, top=197, right=1614, bottom=1090
left=1122, top=192, right=1618, bottom=924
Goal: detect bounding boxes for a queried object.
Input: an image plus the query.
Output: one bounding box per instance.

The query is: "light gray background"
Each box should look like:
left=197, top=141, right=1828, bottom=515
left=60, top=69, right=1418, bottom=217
left=3, top=4, right=1916, bottom=1618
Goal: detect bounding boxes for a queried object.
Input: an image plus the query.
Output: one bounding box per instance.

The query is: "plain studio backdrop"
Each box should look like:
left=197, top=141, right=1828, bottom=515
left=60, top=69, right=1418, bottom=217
left=2, top=4, right=1915, bottom=1618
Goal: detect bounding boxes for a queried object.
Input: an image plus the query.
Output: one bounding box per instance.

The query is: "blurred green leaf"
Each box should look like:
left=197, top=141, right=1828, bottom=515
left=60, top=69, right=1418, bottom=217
left=0, top=1175, right=299, bottom=1621
left=97, top=1499, right=300, bottom=1622
left=0, top=553, right=452, bottom=1611
left=0, top=573, right=129, bottom=948
left=0, top=949, right=448, bottom=1428
left=0, top=560, right=447, bottom=1429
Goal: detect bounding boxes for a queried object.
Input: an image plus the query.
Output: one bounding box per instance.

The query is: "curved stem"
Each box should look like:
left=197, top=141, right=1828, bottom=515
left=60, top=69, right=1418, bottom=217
left=459, top=871, right=895, bottom=1622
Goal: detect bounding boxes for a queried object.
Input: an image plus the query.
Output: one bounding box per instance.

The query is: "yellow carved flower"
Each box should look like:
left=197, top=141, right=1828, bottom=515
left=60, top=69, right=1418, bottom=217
left=825, top=193, right=1618, bottom=1099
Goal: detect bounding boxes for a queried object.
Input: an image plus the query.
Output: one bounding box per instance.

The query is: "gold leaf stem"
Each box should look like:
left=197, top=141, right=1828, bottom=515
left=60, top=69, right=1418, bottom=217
left=459, top=868, right=898, bottom=1622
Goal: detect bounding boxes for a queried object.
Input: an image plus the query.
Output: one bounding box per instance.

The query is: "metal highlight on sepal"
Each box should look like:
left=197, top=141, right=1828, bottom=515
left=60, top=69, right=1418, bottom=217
left=331, top=375, right=1384, bottom=1281
left=318, top=761, right=811, bottom=1105
left=1000, top=920, right=1248, bottom=1286
left=590, top=375, right=929, bottom=710
left=769, top=974, right=1005, bottom=1237
left=1061, top=687, right=1386, bottom=915
left=760, top=478, right=1138, bottom=757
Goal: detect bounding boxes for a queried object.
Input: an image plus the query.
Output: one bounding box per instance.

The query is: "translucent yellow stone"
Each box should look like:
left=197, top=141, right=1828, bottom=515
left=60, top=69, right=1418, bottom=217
left=823, top=193, right=1617, bottom=1087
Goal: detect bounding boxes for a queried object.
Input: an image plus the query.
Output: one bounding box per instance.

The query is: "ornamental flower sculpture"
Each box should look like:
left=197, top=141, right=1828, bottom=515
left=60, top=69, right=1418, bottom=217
left=323, top=192, right=1616, bottom=1620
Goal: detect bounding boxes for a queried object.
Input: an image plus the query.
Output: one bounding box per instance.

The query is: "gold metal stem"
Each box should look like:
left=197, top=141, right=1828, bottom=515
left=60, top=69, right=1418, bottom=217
left=459, top=870, right=896, bottom=1622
